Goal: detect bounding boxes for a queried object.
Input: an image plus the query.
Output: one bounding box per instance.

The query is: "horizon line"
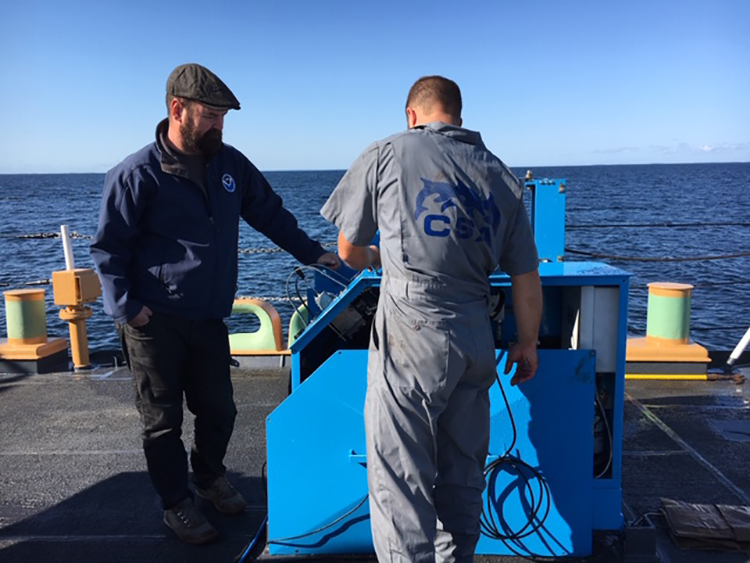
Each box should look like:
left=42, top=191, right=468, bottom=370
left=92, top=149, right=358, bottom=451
left=1, top=160, right=749, bottom=176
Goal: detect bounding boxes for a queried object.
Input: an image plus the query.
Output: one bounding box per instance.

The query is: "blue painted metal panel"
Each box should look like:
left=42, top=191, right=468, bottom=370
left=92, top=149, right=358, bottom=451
left=491, top=262, right=630, bottom=287
left=528, top=179, right=566, bottom=262
left=266, top=349, right=596, bottom=557
left=290, top=351, right=302, bottom=390
left=476, top=349, right=595, bottom=557
left=266, top=351, right=371, bottom=555
left=592, top=484, right=625, bottom=530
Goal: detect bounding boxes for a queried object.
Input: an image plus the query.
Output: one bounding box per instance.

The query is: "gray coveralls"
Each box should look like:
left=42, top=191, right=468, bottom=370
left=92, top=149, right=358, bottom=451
left=321, top=122, right=538, bottom=563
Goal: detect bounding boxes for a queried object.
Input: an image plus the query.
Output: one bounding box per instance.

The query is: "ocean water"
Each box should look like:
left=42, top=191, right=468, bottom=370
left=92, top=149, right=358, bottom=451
left=0, top=163, right=748, bottom=353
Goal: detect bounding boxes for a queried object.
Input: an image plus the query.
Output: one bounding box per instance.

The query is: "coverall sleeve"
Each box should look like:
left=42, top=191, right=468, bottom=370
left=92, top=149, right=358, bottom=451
left=498, top=197, right=539, bottom=276
left=89, top=167, right=148, bottom=325
left=320, top=143, right=379, bottom=246
left=239, top=166, right=326, bottom=265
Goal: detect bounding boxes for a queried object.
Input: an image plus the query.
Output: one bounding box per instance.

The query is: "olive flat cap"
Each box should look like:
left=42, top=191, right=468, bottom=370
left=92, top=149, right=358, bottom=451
left=167, top=63, right=240, bottom=110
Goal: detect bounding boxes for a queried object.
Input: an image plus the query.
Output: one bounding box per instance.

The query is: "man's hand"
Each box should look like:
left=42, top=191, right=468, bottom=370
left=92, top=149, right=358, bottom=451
left=504, top=341, right=539, bottom=386
left=316, top=252, right=341, bottom=270
left=505, top=268, right=542, bottom=386
left=128, top=305, right=153, bottom=328
left=365, top=245, right=381, bottom=271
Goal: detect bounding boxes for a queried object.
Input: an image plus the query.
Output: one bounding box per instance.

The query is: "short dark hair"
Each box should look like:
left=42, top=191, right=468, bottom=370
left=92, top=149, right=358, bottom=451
left=406, top=76, right=462, bottom=118
left=166, top=94, right=195, bottom=113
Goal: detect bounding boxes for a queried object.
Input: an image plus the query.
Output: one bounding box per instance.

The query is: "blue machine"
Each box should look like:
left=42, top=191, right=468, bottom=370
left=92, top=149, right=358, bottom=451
left=265, top=179, right=630, bottom=558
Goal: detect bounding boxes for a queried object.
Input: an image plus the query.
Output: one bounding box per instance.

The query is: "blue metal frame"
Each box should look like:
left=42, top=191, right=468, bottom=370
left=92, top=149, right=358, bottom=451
left=269, top=261, right=630, bottom=557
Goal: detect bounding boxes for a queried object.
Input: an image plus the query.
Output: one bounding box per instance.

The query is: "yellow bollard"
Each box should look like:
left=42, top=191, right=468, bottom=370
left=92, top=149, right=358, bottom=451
left=51, top=225, right=101, bottom=370
left=58, top=303, right=94, bottom=369
left=52, top=269, right=101, bottom=370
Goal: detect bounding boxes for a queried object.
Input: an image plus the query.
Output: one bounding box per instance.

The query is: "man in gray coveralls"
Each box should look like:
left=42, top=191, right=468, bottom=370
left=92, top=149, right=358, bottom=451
left=321, top=76, right=543, bottom=562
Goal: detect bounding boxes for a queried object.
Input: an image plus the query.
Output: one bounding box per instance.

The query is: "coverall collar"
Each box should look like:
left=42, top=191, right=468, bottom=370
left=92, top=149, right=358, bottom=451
left=418, top=121, right=485, bottom=148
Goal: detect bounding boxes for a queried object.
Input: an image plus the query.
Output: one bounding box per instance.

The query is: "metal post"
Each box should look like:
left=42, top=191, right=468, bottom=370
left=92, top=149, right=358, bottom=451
left=726, top=326, right=750, bottom=370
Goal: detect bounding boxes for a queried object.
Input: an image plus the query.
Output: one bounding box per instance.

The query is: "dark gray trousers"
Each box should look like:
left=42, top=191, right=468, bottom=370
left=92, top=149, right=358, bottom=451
left=119, top=312, right=237, bottom=509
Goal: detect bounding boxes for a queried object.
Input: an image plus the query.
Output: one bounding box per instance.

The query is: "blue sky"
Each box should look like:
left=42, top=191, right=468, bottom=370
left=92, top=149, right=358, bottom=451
left=1, top=0, right=748, bottom=173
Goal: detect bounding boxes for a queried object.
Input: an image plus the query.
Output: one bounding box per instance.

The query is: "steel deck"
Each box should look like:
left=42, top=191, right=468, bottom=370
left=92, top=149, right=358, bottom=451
left=1, top=358, right=748, bottom=563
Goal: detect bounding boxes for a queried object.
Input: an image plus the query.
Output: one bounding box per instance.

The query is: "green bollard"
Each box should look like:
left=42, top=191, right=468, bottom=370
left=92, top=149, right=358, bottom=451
left=5, top=289, right=48, bottom=345
left=646, top=282, right=692, bottom=344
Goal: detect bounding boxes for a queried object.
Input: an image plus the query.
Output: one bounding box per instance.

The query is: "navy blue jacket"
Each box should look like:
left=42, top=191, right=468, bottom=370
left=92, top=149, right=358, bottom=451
left=91, top=123, right=325, bottom=324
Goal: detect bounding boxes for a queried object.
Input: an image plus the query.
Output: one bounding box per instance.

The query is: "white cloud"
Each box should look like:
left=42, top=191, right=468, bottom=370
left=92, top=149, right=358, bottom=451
left=649, top=142, right=750, bottom=155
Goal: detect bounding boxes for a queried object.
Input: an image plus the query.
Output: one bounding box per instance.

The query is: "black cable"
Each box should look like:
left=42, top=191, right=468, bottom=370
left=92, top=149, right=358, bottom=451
left=692, top=280, right=750, bottom=287
left=565, top=248, right=750, bottom=262
left=479, top=355, right=554, bottom=551
left=14, top=223, right=750, bottom=241
left=567, top=221, right=750, bottom=229
left=267, top=495, right=369, bottom=544
left=287, top=263, right=359, bottom=343
left=237, top=429, right=369, bottom=557
left=235, top=461, right=269, bottom=563
left=481, top=362, right=624, bottom=562
left=293, top=273, right=308, bottom=317
left=594, top=391, right=613, bottom=480
left=285, top=264, right=348, bottom=325
left=236, top=515, right=267, bottom=563
left=284, top=267, right=312, bottom=329
left=691, top=325, right=750, bottom=332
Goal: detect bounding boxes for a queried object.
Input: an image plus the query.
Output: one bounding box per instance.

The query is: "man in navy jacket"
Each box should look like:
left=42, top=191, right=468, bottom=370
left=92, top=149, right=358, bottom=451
left=91, top=63, right=338, bottom=545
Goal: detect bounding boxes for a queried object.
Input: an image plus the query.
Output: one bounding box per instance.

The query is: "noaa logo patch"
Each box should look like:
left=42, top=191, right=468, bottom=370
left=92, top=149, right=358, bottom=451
left=222, top=173, right=236, bottom=193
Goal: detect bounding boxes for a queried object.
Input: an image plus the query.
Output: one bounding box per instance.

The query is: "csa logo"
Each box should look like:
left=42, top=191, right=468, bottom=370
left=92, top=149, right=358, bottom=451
left=222, top=173, right=236, bottom=193
left=414, top=178, right=501, bottom=245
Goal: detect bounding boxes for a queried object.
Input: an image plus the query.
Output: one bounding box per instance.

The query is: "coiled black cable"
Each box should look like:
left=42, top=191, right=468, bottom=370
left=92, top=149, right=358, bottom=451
left=479, top=363, right=553, bottom=547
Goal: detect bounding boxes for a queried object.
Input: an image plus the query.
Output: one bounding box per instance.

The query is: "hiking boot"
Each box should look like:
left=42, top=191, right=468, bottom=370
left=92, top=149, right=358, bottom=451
left=195, top=476, right=247, bottom=515
left=163, top=497, right=218, bottom=545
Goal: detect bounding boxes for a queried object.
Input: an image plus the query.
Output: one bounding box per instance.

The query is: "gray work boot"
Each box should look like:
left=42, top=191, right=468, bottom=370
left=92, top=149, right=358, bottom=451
left=195, top=476, right=247, bottom=515
left=163, top=497, right=218, bottom=545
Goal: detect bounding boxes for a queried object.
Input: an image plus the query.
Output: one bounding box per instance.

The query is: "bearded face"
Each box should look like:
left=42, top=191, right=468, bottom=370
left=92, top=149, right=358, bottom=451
left=180, top=105, right=224, bottom=155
